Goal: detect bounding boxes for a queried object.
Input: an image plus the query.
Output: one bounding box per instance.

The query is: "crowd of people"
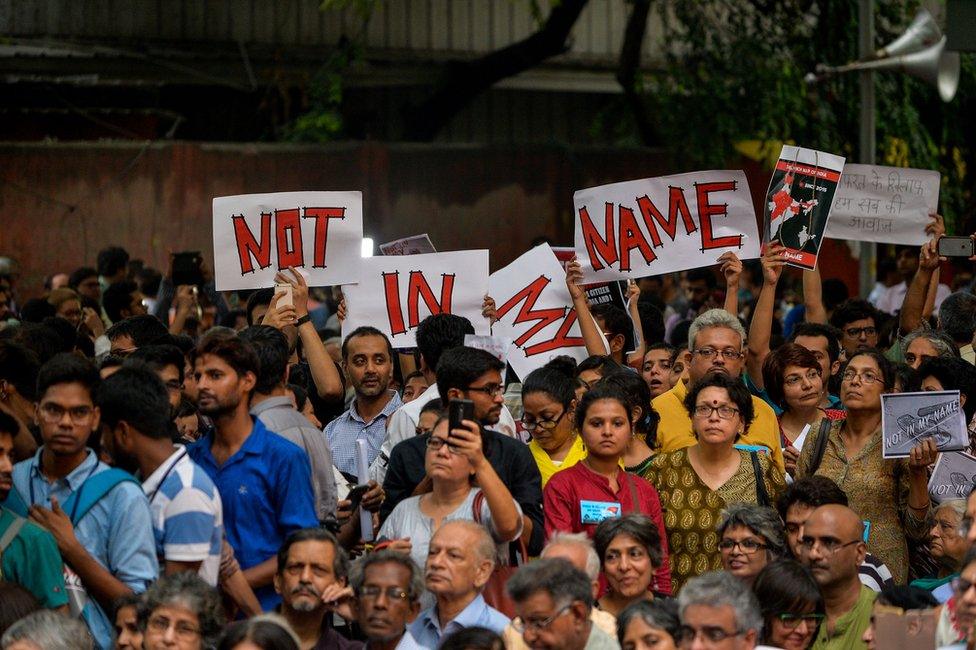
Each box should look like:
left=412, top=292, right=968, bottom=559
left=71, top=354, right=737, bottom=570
left=3, top=221, right=976, bottom=650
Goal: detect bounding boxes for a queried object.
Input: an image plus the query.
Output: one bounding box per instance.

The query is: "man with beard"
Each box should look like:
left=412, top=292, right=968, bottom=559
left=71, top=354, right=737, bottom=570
left=798, top=504, right=876, bottom=648
left=273, top=528, right=364, bottom=649
left=351, top=550, right=424, bottom=650
left=380, top=346, right=544, bottom=555
left=241, top=325, right=338, bottom=523
left=653, top=309, right=784, bottom=472
left=187, top=335, right=317, bottom=610
left=0, top=410, right=68, bottom=610
left=324, top=326, right=401, bottom=480
left=97, top=364, right=222, bottom=585
left=1, top=353, right=157, bottom=648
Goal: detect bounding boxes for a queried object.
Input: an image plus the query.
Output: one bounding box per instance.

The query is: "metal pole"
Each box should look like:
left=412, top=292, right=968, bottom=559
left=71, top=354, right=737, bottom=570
left=858, top=0, right=877, bottom=297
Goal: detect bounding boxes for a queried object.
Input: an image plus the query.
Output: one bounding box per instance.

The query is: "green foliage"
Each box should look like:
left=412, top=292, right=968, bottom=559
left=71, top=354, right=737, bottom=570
left=643, top=0, right=974, bottom=231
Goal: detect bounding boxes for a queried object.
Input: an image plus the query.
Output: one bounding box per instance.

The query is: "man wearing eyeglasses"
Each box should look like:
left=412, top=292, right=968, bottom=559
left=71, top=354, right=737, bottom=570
left=273, top=528, right=364, bottom=650
left=797, top=504, right=876, bottom=648
left=676, top=571, right=762, bottom=649
left=351, top=550, right=425, bottom=650
left=828, top=299, right=880, bottom=358
left=652, top=309, right=785, bottom=473
left=507, top=557, right=620, bottom=650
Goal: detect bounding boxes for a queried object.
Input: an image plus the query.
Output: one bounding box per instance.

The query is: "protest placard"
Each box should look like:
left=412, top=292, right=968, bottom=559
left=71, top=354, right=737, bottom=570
left=573, top=171, right=761, bottom=283
left=873, top=606, right=937, bottom=650
left=489, top=244, right=589, bottom=381
left=881, top=390, right=968, bottom=459
left=928, top=451, right=976, bottom=504
left=763, top=146, right=845, bottom=270
left=379, top=234, right=437, bottom=256
left=464, top=334, right=513, bottom=383
left=341, top=250, right=489, bottom=348
left=213, top=191, right=363, bottom=291
left=825, top=164, right=940, bottom=245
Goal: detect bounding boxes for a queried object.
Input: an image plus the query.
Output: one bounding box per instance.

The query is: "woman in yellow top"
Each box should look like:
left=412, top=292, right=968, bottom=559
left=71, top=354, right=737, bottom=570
left=521, top=358, right=585, bottom=487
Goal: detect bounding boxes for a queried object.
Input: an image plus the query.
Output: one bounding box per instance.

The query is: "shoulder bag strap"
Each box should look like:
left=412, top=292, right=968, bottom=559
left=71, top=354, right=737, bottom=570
left=750, top=451, right=770, bottom=507
left=808, top=418, right=833, bottom=477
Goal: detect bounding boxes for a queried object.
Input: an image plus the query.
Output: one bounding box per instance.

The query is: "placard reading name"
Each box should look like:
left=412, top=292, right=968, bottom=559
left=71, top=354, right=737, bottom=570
left=928, top=451, right=976, bottom=505
left=490, top=244, right=589, bottom=381
left=213, top=191, right=363, bottom=291
left=341, top=250, right=490, bottom=348
left=825, top=164, right=940, bottom=245
left=573, top=171, right=761, bottom=283
left=881, top=390, right=968, bottom=459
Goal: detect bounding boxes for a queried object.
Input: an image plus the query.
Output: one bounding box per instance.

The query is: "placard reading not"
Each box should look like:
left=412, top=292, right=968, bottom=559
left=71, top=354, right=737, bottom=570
left=881, top=390, right=967, bottom=459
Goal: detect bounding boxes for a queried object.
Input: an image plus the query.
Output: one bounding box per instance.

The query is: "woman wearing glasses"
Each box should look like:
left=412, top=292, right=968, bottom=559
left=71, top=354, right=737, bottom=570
left=543, top=383, right=672, bottom=596
left=377, top=415, right=522, bottom=601
left=752, top=559, right=824, bottom=650
left=642, top=373, right=785, bottom=592
left=139, top=572, right=224, bottom=650
left=762, top=344, right=844, bottom=477
left=911, top=499, right=969, bottom=603
left=717, top=504, right=787, bottom=587
left=796, top=349, right=936, bottom=584
left=521, top=359, right=585, bottom=488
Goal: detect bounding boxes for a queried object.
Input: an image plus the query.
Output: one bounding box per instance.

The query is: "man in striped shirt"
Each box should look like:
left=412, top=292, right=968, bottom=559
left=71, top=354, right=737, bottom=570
left=98, top=364, right=222, bottom=584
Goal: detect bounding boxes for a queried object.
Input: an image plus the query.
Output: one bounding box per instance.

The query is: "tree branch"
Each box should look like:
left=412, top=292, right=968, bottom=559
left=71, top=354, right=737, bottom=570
left=617, top=0, right=658, bottom=146
left=400, top=0, right=590, bottom=141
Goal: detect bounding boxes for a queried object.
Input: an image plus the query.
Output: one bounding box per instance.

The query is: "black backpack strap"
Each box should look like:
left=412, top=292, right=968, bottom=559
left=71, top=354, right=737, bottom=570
left=750, top=451, right=770, bottom=507
left=808, top=418, right=833, bottom=477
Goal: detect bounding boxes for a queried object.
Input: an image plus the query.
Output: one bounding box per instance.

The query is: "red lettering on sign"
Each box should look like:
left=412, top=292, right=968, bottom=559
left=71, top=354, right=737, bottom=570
left=274, top=208, right=304, bottom=269
left=382, top=272, right=406, bottom=336
left=636, top=188, right=697, bottom=248
left=578, top=203, right=618, bottom=271
left=696, top=181, right=743, bottom=251
left=495, top=275, right=584, bottom=356
left=302, top=207, right=345, bottom=268
left=617, top=206, right=656, bottom=271
left=524, top=309, right=585, bottom=357
left=406, top=272, right=455, bottom=329
left=232, top=212, right=273, bottom=274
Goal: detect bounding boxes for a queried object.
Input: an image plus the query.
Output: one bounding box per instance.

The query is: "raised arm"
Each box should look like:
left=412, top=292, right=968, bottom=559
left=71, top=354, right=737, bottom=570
left=718, top=252, right=742, bottom=318
left=803, top=266, right=827, bottom=324
left=900, top=239, right=942, bottom=334
left=746, top=245, right=787, bottom=390
left=454, top=420, right=522, bottom=541
left=625, top=281, right=646, bottom=368
left=566, top=258, right=610, bottom=356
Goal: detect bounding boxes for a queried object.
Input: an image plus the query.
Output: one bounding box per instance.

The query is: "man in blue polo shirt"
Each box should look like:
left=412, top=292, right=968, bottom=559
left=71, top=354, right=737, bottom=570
left=2, top=353, right=157, bottom=649
left=187, top=333, right=317, bottom=610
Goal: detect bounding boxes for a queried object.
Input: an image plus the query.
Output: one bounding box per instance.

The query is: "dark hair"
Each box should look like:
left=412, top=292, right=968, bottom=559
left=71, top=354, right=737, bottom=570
left=194, top=335, right=260, bottom=382
left=939, top=292, right=976, bottom=344
left=288, top=383, right=309, bottom=412
left=761, top=344, right=822, bottom=409
left=349, top=549, right=424, bottom=602
left=137, top=572, right=223, bottom=647
left=105, top=314, right=169, bottom=348
left=435, top=347, right=504, bottom=397
left=822, top=279, right=850, bottom=311
left=110, top=593, right=143, bottom=627
left=245, top=288, right=275, bottom=326
left=403, top=370, right=425, bottom=384
left=789, top=322, right=842, bottom=364
left=19, top=298, right=56, bottom=323
left=775, top=476, right=848, bottom=522
left=683, top=372, right=754, bottom=431
left=103, top=281, right=140, bottom=323
left=341, top=326, right=394, bottom=360
left=97, top=246, right=130, bottom=279
left=753, top=560, right=824, bottom=640
left=574, top=382, right=631, bottom=432
left=218, top=618, right=299, bottom=650
left=575, top=355, right=622, bottom=381
left=37, top=353, right=100, bottom=401
left=593, top=514, right=663, bottom=568
left=97, top=364, right=172, bottom=440
left=591, top=304, right=632, bottom=349
left=845, top=348, right=894, bottom=390
left=0, top=581, right=40, bottom=636
left=829, top=298, right=879, bottom=330
left=506, top=557, right=594, bottom=608
left=687, top=267, right=718, bottom=290
left=415, top=314, right=475, bottom=376
left=522, top=360, right=577, bottom=410
left=68, top=267, right=98, bottom=291
left=599, top=370, right=659, bottom=442
left=876, top=585, right=939, bottom=610
left=239, top=326, right=289, bottom=394
left=276, top=528, right=349, bottom=579
left=916, top=357, right=976, bottom=421
left=647, top=341, right=675, bottom=357
left=0, top=410, right=19, bottom=438
left=616, top=600, right=680, bottom=646
left=0, top=323, right=63, bottom=365
left=439, top=627, right=505, bottom=650
left=638, top=302, right=666, bottom=347
left=0, top=341, right=40, bottom=400
left=127, top=344, right=186, bottom=384
left=99, top=355, right=125, bottom=372
left=40, top=317, right=79, bottom=355
left=891, top=362, right=918, bottom=393
left=136, top=267, right=162, bottom=298
left=176, top=396, right=198, bottom=419
left=420, top=398, right=444, bottom=417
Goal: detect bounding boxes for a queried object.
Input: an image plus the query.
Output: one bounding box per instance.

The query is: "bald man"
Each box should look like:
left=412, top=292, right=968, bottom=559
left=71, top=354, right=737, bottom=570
left=799, top=504, right=876, bottom=649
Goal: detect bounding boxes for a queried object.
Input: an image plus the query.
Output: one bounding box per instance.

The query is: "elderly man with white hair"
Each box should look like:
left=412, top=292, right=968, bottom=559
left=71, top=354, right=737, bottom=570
left=652, top=308, right=784, bottom=472
left=677, top=571, right=765, bottom=650
left=502, top=532, right=617, bottom=649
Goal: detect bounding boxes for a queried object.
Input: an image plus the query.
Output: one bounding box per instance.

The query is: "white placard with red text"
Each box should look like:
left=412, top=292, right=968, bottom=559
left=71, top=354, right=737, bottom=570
left=489, top=244, right=589, bottom=381
left=341, top=250, right=490, bottom=348
left=213, top=191, right=363, bottom=291
left=573, top=171, right=761, bottom=283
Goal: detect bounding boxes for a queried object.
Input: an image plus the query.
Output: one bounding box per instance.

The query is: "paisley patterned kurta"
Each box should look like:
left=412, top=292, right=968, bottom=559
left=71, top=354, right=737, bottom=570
left=641, top=447, right=785, bottom=592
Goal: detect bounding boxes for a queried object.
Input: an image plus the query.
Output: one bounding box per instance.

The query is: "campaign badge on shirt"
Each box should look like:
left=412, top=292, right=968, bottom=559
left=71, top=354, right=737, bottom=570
left=580, top=500, right=622, bottom=524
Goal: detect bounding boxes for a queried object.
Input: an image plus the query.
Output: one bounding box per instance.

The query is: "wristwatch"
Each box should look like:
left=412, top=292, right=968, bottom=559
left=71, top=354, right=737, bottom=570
left=296, top=314, right=311, bottom=327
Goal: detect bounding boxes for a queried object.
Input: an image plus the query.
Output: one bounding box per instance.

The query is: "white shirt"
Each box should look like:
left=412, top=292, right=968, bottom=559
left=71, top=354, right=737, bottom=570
left=875, top=280, right=951, bottom=315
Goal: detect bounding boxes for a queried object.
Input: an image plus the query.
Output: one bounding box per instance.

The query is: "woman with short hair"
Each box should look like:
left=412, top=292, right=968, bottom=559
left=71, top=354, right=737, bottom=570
left=717, top=504, right=787, bottom=587
left=752, top=559, right=824, bottom=650
left=138, top=572, right=224, bottom=650
left=616, top=599, right=680, bottom=650
left=594, top=514, right=664, bottom=616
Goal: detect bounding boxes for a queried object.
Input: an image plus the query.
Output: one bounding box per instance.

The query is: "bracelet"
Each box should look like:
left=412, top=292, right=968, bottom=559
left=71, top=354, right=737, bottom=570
left=296, top=314, right=311, bottom=327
